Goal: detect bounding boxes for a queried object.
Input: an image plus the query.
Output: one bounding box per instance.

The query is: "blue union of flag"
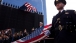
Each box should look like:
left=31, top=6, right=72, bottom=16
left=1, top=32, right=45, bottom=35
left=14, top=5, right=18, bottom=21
left=12, top=24, right=51, bottom=43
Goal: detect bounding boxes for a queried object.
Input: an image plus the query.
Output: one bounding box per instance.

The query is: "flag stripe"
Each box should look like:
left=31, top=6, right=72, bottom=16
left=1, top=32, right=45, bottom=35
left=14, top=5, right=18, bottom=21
left=12, top=24, right=51, bottom=43
left=24, top=2, right=37, bottom=12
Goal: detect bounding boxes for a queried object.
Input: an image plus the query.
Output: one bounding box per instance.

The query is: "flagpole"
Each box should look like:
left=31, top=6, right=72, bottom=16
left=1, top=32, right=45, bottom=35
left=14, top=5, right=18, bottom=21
left=41, top=0, right=44, bottom=15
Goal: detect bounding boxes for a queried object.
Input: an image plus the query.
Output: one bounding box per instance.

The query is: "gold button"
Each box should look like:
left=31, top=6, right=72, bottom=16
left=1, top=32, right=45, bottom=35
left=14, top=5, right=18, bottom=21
left=57, top=18, right=60, bottom=21
left=70, top=31, right=72, bottom=32
left=59, top=21, right=61, bottom=23
left=74, top=25, right=75, bottom=27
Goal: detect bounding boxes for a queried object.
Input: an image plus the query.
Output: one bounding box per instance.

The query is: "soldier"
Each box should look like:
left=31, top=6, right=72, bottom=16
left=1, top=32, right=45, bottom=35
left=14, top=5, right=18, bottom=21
left=50, top=0, right=76, bottom=43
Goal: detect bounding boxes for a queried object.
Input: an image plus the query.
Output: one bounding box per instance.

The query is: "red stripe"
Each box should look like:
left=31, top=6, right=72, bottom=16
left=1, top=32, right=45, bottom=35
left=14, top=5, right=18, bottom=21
left=24, top=2, right=37, bottom=12
left=17, top=34, right=45, bottom=43
left=13, top=24, right=51, bottom=43
left=44, top=24, right=52, bottom=28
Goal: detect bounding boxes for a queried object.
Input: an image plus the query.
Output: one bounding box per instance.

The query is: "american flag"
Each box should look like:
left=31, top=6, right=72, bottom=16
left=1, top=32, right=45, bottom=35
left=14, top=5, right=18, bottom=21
left=11, top=24, right=51, bottom=43
left=24, top=2, right=37, bottom=12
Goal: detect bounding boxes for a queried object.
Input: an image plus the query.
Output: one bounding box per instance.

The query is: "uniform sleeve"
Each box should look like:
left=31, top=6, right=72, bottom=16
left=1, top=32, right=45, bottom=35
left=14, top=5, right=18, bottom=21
left=49, top=16, right=55, bottom=37
left=71, top=10, right=76, bottom=25
left=50, top=16, right=55, bottom=32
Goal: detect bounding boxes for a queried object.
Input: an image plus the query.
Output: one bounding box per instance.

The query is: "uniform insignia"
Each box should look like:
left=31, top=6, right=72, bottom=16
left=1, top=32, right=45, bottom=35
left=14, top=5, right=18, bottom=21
left=70, top=31, right=72, bottom=32
left=59, top=25, right=62, bottom=31
left=56, top=0, right=58, bottom=1
left=74, top=25, right=75, bottom=27
left=57, top=18, right=60, bottom=21
left=59, top=21, right=61, bottom=23
left=65, top=12, right=69, bottom=14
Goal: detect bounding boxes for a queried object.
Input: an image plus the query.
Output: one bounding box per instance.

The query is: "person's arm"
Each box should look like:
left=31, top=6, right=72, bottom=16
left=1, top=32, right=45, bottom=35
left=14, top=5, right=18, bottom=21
left=72, top=10, right=76, bottom=25
left=50, top=16, right=55, bottom=32
left=49, top=16, right=55, bottom=37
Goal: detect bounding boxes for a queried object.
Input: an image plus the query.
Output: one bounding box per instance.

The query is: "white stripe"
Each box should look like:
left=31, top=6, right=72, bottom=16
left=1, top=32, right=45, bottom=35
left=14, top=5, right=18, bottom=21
left=27, top=5, right=31, bottom=7
left=12, top=24, right=51, bottom=43
left=40, top=32, right=44, bottom=34
left=41, top=25, right=51, bottom=34
left=43, top=26, right=51, bottom=30
left=11, top=41, right=18, bottom=43
left=29, top=34, right=46, bottom=43
left=17, top=39, right=24, bottom=42
left=25, top=4, right=28, bottom=6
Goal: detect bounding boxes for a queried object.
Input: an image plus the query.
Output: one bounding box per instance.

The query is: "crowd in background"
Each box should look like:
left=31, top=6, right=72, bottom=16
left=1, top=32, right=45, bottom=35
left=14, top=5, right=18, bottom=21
left=0, top=22, right=43, bottom=43
left=0, top=29, right=29, bottom=43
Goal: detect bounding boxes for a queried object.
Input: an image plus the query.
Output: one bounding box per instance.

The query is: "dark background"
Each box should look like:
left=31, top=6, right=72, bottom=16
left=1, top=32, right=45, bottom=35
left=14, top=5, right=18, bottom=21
left=0, top=4, right=43, bottom=33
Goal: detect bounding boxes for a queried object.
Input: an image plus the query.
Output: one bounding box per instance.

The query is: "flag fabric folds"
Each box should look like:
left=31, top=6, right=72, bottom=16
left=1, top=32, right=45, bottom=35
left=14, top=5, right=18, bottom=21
left=25, top=2, right=37, bottom=12
left=11, top=24, right=51, bottom=43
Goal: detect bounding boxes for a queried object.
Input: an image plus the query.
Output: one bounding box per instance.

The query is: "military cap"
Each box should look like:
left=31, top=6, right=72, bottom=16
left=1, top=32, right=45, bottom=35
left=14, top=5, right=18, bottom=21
left=54, top=0, right=66, bottom=6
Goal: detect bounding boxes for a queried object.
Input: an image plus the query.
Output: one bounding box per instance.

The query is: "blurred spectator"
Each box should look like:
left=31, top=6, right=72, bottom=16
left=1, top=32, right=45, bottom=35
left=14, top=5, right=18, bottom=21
left=39, top=22, right=43, bottom=28
left=19, top=31, right=23, bottom=38
left=0, top=31, right=1, bottom=35
left=23, top=29, right=28, bottom=37
left=0, top=36, right=2, bottom=43
left=31, top=27, right=35, bottom=32
left=13, top=33, right=18, bottom=41
left=1, top=30, right=5, bottom=35
left=0, top=28, right=30, bottom=43
left=2, top=35, right=9, bottom=43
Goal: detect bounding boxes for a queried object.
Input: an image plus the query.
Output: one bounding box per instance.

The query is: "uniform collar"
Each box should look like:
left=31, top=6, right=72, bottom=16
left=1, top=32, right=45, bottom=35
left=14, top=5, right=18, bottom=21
left=59, top=9, right=64, bottom=13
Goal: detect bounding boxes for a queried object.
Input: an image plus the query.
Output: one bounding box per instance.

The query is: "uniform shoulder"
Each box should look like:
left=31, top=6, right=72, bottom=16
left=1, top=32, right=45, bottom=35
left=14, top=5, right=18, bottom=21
left=52, top=15, right=56, bottom=19
left=65, top=10, right=75, bottom=12
left=53, top=15, right=56, bottom=17
left=65, top=10, right=76, bottom=14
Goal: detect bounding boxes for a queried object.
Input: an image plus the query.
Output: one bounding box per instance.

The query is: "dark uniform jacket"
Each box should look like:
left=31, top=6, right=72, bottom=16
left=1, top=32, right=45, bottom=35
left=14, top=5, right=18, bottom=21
left=50, top=10, right=76, bottom=43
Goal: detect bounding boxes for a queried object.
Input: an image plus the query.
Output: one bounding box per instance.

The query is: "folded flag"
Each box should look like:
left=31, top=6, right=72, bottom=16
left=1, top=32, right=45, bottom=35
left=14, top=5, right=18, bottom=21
left=11, top=24, right=52, bottom=43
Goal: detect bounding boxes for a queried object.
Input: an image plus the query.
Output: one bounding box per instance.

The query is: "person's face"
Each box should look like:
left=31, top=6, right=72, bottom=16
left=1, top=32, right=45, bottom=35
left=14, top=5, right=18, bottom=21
left=39, top=23, right=43, bottom=26
left=56, top=2, right=65, bottom=10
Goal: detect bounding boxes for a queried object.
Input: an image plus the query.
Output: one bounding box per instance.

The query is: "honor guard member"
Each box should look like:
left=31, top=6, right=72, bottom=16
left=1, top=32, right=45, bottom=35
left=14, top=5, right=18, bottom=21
left=50, top=0, right=76, bottom=43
